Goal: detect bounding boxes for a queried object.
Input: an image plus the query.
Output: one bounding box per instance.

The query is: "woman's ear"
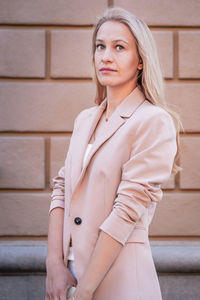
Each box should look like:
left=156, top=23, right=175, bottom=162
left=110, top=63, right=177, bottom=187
left=137, top=58, right=143, bottom=70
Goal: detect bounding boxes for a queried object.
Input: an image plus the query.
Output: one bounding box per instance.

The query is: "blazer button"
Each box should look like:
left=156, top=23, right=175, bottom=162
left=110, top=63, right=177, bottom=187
left=74, top=217, right=82, bottom=225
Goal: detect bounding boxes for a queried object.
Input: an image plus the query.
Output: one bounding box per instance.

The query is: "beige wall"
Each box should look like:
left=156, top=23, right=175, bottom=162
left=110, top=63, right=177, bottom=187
left=0, top=0, right=199, bottom=241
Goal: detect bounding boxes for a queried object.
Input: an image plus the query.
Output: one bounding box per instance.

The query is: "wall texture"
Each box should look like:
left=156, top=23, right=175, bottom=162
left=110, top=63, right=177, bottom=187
left=0, top=1, right=200, bottom=299
left=0, top=0, right=200, bottom=244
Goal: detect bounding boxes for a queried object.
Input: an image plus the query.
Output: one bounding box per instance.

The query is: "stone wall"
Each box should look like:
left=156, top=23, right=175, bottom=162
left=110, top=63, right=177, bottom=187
left=0, top=0, right=200, bottom=299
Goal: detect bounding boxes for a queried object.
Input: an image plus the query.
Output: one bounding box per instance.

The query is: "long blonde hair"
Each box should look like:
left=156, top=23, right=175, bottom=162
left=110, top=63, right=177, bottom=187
left=92, top=7, right=182, bottom=174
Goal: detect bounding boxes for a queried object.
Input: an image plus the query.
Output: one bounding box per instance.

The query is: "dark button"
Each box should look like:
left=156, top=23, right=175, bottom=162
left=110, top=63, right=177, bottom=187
left=74, top=217, right=82, bottom=225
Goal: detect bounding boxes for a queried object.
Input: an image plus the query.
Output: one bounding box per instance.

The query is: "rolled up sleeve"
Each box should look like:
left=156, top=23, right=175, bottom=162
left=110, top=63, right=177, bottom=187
left=49, top=166, right=65, bottom=213
left=99, top=110, right=177, bottom=245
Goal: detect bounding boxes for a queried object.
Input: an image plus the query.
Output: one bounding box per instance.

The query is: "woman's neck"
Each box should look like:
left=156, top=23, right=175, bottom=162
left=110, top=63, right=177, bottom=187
left=105, top=84, right=137, bottom=119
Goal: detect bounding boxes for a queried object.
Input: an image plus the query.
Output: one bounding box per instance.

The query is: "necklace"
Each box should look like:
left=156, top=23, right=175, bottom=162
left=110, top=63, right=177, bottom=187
left=104, top=106, right=109, bottom=122
left=105, top=112, right=109, bottom=122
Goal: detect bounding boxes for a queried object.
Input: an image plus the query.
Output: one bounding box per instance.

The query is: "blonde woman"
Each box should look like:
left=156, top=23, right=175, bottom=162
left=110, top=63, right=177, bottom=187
left=46, top=7, right=181, bottom=300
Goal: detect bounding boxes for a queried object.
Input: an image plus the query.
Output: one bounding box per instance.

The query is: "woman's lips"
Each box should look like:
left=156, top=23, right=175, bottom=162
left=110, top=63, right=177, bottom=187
left=99, top=68, right=117, bottom=73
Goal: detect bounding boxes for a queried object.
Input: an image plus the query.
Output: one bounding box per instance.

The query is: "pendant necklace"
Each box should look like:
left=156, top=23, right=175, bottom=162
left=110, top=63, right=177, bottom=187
left=105, top=105, right=109, bottom=122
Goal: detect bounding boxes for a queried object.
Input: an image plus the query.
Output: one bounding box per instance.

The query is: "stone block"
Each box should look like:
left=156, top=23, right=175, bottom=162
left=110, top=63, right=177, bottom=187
left=51, top=30, right=93, bottom=78
left=0, top=245, right=46, bottom=272
left=0, top=0, right=107, bottom=25
left=1, top=242, right=200, bottom=273
left=0, top=82, right=96, bottom=132
left=0, top=193, right=50, bottom=235
left=153, top=245, right=200, bottom=273
left=0, top=29, right=45, bottom=77
left=179, top=31, right=200, bottom=78
left=152, top=31, right=173, bottom=79
left=179, top=137, right=200, bottom=189
left=159, top=274, right=200, bottom=300
left=114, top=0, right=200, bottom=26
left=0, top=275, right=45, bottom=300
left=50, top=137, right=71, bottom=184
left=165, top=83, right=200, bottom=132
left=149, top=193, right=200, bottom=236
left=0, top=137, right=45, bottom=189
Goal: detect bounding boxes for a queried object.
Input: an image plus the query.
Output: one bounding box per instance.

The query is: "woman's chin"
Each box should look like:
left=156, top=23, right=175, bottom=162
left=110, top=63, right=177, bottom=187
left=98, top=79, right=118, bottom=87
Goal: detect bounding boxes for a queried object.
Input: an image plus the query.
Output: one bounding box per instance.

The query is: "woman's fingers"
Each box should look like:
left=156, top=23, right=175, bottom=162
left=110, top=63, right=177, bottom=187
left=46, top=259, right=76, bottom=299
left=49, top=293, right=55, bottom=300
left=49, top=294, right=63, bottom=300
left=60, top=292, right=68, bottom=300
left=45, top=294, right=53, bottom=300
left=71, top=278, right=77, bottom=287
left=46, top=287, right=67, bottom=300
left=45, top=294, right=50, bottom=300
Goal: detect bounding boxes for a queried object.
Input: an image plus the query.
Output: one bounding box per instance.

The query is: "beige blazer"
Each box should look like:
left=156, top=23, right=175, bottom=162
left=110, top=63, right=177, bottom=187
left=50, top=86, right=177, bottom=300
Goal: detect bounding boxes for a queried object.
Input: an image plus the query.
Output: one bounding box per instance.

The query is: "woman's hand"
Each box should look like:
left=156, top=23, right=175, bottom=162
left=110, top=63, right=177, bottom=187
left=46, top=257, right=77, bottom=300
left=68, top=281, right=93, bottom=300
left=68, top=285, right=93, bottom=300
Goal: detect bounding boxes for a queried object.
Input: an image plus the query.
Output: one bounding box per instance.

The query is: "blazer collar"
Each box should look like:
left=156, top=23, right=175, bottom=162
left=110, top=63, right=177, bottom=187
left=71, top=86, right=145, bottom=196
left=97, top=85, right=146, bottom=119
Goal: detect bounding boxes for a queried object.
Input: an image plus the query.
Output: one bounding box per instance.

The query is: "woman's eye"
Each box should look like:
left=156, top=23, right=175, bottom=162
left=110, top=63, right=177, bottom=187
left=116, top=45, right=124, bottom=50
left=96, top=44, right=105, bottom=50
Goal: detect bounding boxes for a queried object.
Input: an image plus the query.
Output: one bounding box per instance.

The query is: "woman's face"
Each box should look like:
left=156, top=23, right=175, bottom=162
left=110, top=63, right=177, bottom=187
left=94, top=21, right=143, bottom=89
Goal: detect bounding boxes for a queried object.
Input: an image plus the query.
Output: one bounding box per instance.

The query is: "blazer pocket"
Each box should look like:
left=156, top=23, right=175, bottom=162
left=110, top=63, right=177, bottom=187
left=126, top=227, right=148, bottom=244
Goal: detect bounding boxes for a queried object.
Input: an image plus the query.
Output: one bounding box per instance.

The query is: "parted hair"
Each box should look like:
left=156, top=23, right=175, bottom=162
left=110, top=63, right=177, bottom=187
left=92, top=7, right=182, bottom=174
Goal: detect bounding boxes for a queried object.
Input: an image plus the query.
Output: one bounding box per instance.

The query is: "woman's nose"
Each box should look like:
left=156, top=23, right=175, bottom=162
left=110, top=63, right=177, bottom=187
left=102, top=48, right=113, bottom=62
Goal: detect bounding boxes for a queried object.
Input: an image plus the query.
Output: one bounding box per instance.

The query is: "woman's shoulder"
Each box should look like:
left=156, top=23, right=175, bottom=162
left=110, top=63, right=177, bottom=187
left=79, top=105, right=98, bottom=117
left=141, top=99, right=170, bottom=116
left=138, top=100, right=173, bottom=122
left=76, top=105, right=97, bottom=120
left=73, top=105, right=98, bottom=128
left=135, top=99, right=176, bottom=134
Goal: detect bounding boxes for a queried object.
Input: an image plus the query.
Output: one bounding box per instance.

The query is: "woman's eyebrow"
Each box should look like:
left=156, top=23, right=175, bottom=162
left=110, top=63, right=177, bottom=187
left=96, top=38, right=129, bottom=45
left=114, top=39, right=129, bottom=45
left=96, top=39, right=104, bottom=43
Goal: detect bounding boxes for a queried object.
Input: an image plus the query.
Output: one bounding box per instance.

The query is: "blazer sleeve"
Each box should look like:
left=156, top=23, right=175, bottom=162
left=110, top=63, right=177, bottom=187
left=99, top=109, right=177, bottom=245
left=49, top=165, right=66, bottom=213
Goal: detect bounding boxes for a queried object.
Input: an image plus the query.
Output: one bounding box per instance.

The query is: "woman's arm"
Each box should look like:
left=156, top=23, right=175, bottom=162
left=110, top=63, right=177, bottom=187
left=71, top=231, right=122, bottom=300
left=46, top=208, right=77, bottom=300
left=46, top=207, right=64, bottom=262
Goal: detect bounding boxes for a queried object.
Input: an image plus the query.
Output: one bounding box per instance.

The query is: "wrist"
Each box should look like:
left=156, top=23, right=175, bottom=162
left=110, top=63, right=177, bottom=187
left=74, top=285, right=93, bottom=299
left=77, top=279, right=95, bottom=296
left=46, top=254, right=64, bottom=266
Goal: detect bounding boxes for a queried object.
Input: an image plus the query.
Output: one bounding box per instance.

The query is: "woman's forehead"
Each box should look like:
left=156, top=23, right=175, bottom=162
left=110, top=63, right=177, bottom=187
left=96, top=21, right=134, bottom=42
left=96, top=22, right=137, bottom=48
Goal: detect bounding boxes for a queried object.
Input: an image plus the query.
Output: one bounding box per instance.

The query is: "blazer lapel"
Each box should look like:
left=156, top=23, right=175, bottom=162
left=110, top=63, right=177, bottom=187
left=71, top=86, right=145, bottom=196
left=71, top=99, right=107, bottom=194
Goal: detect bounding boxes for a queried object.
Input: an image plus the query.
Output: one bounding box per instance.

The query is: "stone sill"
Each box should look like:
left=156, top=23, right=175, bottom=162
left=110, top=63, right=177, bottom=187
left=0, top=241, right=200, bottom=274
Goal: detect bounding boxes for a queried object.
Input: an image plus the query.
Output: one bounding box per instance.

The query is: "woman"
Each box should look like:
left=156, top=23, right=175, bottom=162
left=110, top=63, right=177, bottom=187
left=46, top=7, right=181, bottom=300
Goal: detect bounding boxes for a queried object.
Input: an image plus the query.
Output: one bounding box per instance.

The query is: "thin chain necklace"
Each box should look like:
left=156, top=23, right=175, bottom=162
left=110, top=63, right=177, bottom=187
left=105, top=110, right=109, bottom=122
left=105, top=103, right=109, bottom=122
